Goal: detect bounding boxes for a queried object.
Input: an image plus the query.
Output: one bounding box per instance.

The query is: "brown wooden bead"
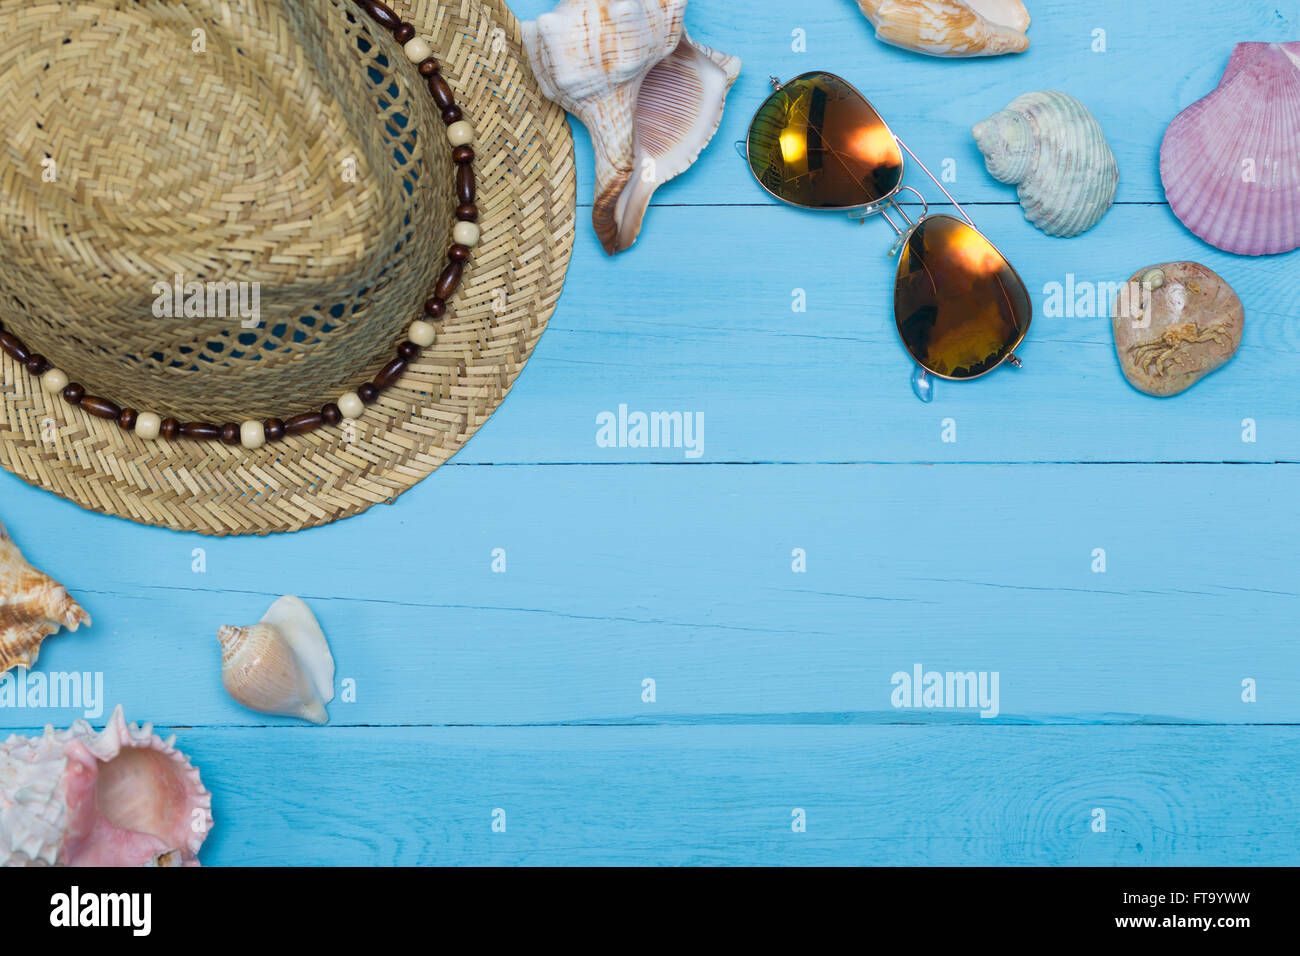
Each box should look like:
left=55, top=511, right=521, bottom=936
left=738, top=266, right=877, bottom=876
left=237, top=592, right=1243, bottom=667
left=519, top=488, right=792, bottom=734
left=456, top=202, right=478, bottom=222
left=441, top=105, right=463, bottom=125
left=374, top=358, right=407, bottom=389
left=81, top=396, right=121, bottom=420
left=418, top=58, right=440, bottom=77
left=62, top=383, right=84, bottom=405
left=449, top=244, right=471, bottom=263
left=397, top=341, right=419, bottom=361
left=181, top=421, right=222, bottom=441
left=25, top=353, right=49, bottom=376
left=263, top=418, right=286, bottom=442
left=220, top=423, right=240, bottom=445
left=321, top=403, right=343, bottom=425
left=362, top=0, right=401, bottom=31
left=285, top=411, right=324, bottom=435
left=456, top=165, right=476, bottom=204
left=358, top=383, right=380, bottom=404
left=394, top=22, right=415, bottom=43
left=424, top=297, right=446, bottom=319
left=453, top=146, right=474, bottom=164
left=160, top=417, right=180, bottom=440
left=118, top=408, right=138, bottom=431
left=0, top=332, right=30, bottom=364
left=428, top=75, right=454, bottom=110
left=435, top=262, right=464, bottom=300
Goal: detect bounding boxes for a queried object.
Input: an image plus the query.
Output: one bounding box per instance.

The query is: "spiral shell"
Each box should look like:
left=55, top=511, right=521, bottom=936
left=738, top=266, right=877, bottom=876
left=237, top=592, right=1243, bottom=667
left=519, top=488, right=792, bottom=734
left=0, top=520, right=90, bottom=673
left=1160, top=41, right=1300, bottom=256
left=973, top=90, right=1118, bottom=237
left=856, top=0, right=1030, bottom=58
left=217, top=596, right=334, bottom=725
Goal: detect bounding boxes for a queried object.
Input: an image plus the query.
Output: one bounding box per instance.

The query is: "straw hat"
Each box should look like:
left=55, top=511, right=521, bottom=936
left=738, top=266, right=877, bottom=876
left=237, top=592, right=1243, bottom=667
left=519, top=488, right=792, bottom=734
left=0, top=0, right=575, bottom=535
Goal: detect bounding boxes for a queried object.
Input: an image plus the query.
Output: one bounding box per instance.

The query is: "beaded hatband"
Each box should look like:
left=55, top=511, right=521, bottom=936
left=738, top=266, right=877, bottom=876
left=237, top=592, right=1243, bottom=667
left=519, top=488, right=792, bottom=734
left=0, top=0, right=476, bottom=450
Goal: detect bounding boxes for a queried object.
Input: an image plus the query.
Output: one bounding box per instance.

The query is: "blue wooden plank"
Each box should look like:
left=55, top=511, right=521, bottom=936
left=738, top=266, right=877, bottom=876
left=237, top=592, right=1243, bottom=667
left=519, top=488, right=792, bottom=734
left=509, top=0, right=1300, bottom=209
left=3, top=463, right=1295, bottom=727
left=456, top=204, right=1298, bottom=465
left=0, top=724, right=1276, bottom=866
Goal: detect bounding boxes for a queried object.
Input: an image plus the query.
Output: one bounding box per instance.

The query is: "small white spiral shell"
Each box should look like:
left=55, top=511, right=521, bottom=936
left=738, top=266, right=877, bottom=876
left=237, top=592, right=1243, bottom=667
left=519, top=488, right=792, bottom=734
left=973, top=90, right=1118, bottom=237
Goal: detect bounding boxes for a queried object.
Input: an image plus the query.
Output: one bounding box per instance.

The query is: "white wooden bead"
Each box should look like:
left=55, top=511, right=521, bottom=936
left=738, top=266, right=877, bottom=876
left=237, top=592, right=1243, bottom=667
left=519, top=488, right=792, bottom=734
left=408, top=320, right=437, bottom=347
left=338, top=392, right=364, bottom=420
left=240, top=420, right=266, bottom=450
left=446, top=120, right=474, bottom=147
left=452, top=221, right=480, bottom=247
left=41, top=368, right=69, bottom=394
left=135, top=412, right=162, bottom=440
left=403, top=37, right=433, bottom=63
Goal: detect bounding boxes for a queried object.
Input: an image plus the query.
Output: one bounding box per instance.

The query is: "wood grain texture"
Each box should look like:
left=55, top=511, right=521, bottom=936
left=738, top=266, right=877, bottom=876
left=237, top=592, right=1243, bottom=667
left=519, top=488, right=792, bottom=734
left=34, top=725, right=1294, bottom=867
left=0, top=463, right=1294, bottom=727
left=1, top=0, right=1298, bottom=865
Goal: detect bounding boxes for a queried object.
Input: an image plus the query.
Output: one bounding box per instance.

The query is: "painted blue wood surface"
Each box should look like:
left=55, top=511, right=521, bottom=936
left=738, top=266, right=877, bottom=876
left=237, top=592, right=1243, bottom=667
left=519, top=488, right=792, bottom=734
left=2, top=0, right=1299, bottom=865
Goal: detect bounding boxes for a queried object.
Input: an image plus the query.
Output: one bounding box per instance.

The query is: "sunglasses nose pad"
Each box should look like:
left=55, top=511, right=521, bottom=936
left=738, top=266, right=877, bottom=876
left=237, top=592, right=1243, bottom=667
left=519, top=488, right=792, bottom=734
left=911, top=365, right=935, bottom=403
left=733, top=140, right=748, bottom=160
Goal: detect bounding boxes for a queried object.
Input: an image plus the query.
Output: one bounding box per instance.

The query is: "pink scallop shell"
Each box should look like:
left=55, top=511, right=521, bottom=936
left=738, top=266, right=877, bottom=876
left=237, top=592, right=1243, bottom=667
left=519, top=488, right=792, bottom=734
left=1160, top=41, right=1300, bottom=256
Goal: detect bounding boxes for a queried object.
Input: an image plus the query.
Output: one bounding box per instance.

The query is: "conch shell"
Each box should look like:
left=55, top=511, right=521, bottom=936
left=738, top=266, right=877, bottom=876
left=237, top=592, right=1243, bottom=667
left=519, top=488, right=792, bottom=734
left=0, top=520, right=91, bottom=673
left=973, top=90, right=1118, bottom=237
left=856, top=0, right=1030, bottom=57
left=1160, top=41, right=1300, bottom=256
left=217, top=595, right=334, bottom=725
left=0, top=706, right=213, bottom=866
left=522, top=0, right=741, bottom=254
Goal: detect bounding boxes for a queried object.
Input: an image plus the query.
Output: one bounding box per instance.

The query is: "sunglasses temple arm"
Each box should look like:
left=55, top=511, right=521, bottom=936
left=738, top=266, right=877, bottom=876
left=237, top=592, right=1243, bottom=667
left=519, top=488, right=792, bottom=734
left=893, top=136, right=978, bottom=229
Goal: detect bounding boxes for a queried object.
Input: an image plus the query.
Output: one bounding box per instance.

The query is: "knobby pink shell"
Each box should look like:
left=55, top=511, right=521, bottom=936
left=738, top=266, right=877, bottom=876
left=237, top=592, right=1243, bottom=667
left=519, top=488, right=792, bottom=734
left=1160, top=41, right=1300, bottom=256
left=0, top=706, right=213, bottom=866
left=0, top=520, right=91, bottom=673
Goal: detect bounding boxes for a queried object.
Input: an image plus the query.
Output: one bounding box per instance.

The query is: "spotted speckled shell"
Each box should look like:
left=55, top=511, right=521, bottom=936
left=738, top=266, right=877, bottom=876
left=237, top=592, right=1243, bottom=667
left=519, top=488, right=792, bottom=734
left=856, top=0, right=1030, bottom=57
left=0, top=521, right=90, bottom=673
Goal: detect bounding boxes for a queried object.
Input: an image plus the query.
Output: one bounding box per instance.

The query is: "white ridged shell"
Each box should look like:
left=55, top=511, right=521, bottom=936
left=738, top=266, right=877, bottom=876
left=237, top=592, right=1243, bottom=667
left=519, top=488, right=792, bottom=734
left=521, top=0, right=740, bottom=254
left=973, top=90, right=1118, bottom=237
left=1160, top=41, right=1300, bottom=256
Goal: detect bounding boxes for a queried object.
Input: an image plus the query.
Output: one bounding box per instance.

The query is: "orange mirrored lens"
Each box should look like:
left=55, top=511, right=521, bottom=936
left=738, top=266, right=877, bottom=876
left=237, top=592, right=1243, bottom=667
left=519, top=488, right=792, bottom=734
left=747, top=72, right=903, bottom=208
left=894, top=215, right=1030, bottom=379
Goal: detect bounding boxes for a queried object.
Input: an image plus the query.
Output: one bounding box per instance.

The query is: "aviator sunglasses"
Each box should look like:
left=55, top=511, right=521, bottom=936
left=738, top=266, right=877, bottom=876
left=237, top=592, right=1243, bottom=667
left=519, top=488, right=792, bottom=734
left=739, top=71, right=1031, bottom=401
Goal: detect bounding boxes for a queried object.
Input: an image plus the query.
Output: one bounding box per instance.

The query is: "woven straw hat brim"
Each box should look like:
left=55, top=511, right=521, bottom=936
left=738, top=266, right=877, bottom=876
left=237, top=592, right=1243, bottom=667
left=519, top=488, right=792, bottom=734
left=0, top=0, right=576, bottom=536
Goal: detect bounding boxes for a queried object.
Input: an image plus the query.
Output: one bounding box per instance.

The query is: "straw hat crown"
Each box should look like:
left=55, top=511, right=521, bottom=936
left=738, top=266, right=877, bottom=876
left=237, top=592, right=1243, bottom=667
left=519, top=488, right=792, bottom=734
left=0, top=0, right=577, bottom=536
left=0, top=0, right=449, bottom=421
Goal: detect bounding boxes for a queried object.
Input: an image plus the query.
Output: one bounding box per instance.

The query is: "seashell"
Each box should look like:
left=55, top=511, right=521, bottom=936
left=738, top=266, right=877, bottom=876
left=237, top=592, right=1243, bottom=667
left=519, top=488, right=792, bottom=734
left=522, top=0, right=741, bottom=255
left=0, top=705, right=212, bottom=866
left=0, top=520, right=91, bottom=673
left=1160, top=41, right=1300, bottom=256
left=973, top=90, right=1118, bottom=237
left=217, top=595, right=334, bottom=725
left=856, top=0, right=1030, bottom=58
